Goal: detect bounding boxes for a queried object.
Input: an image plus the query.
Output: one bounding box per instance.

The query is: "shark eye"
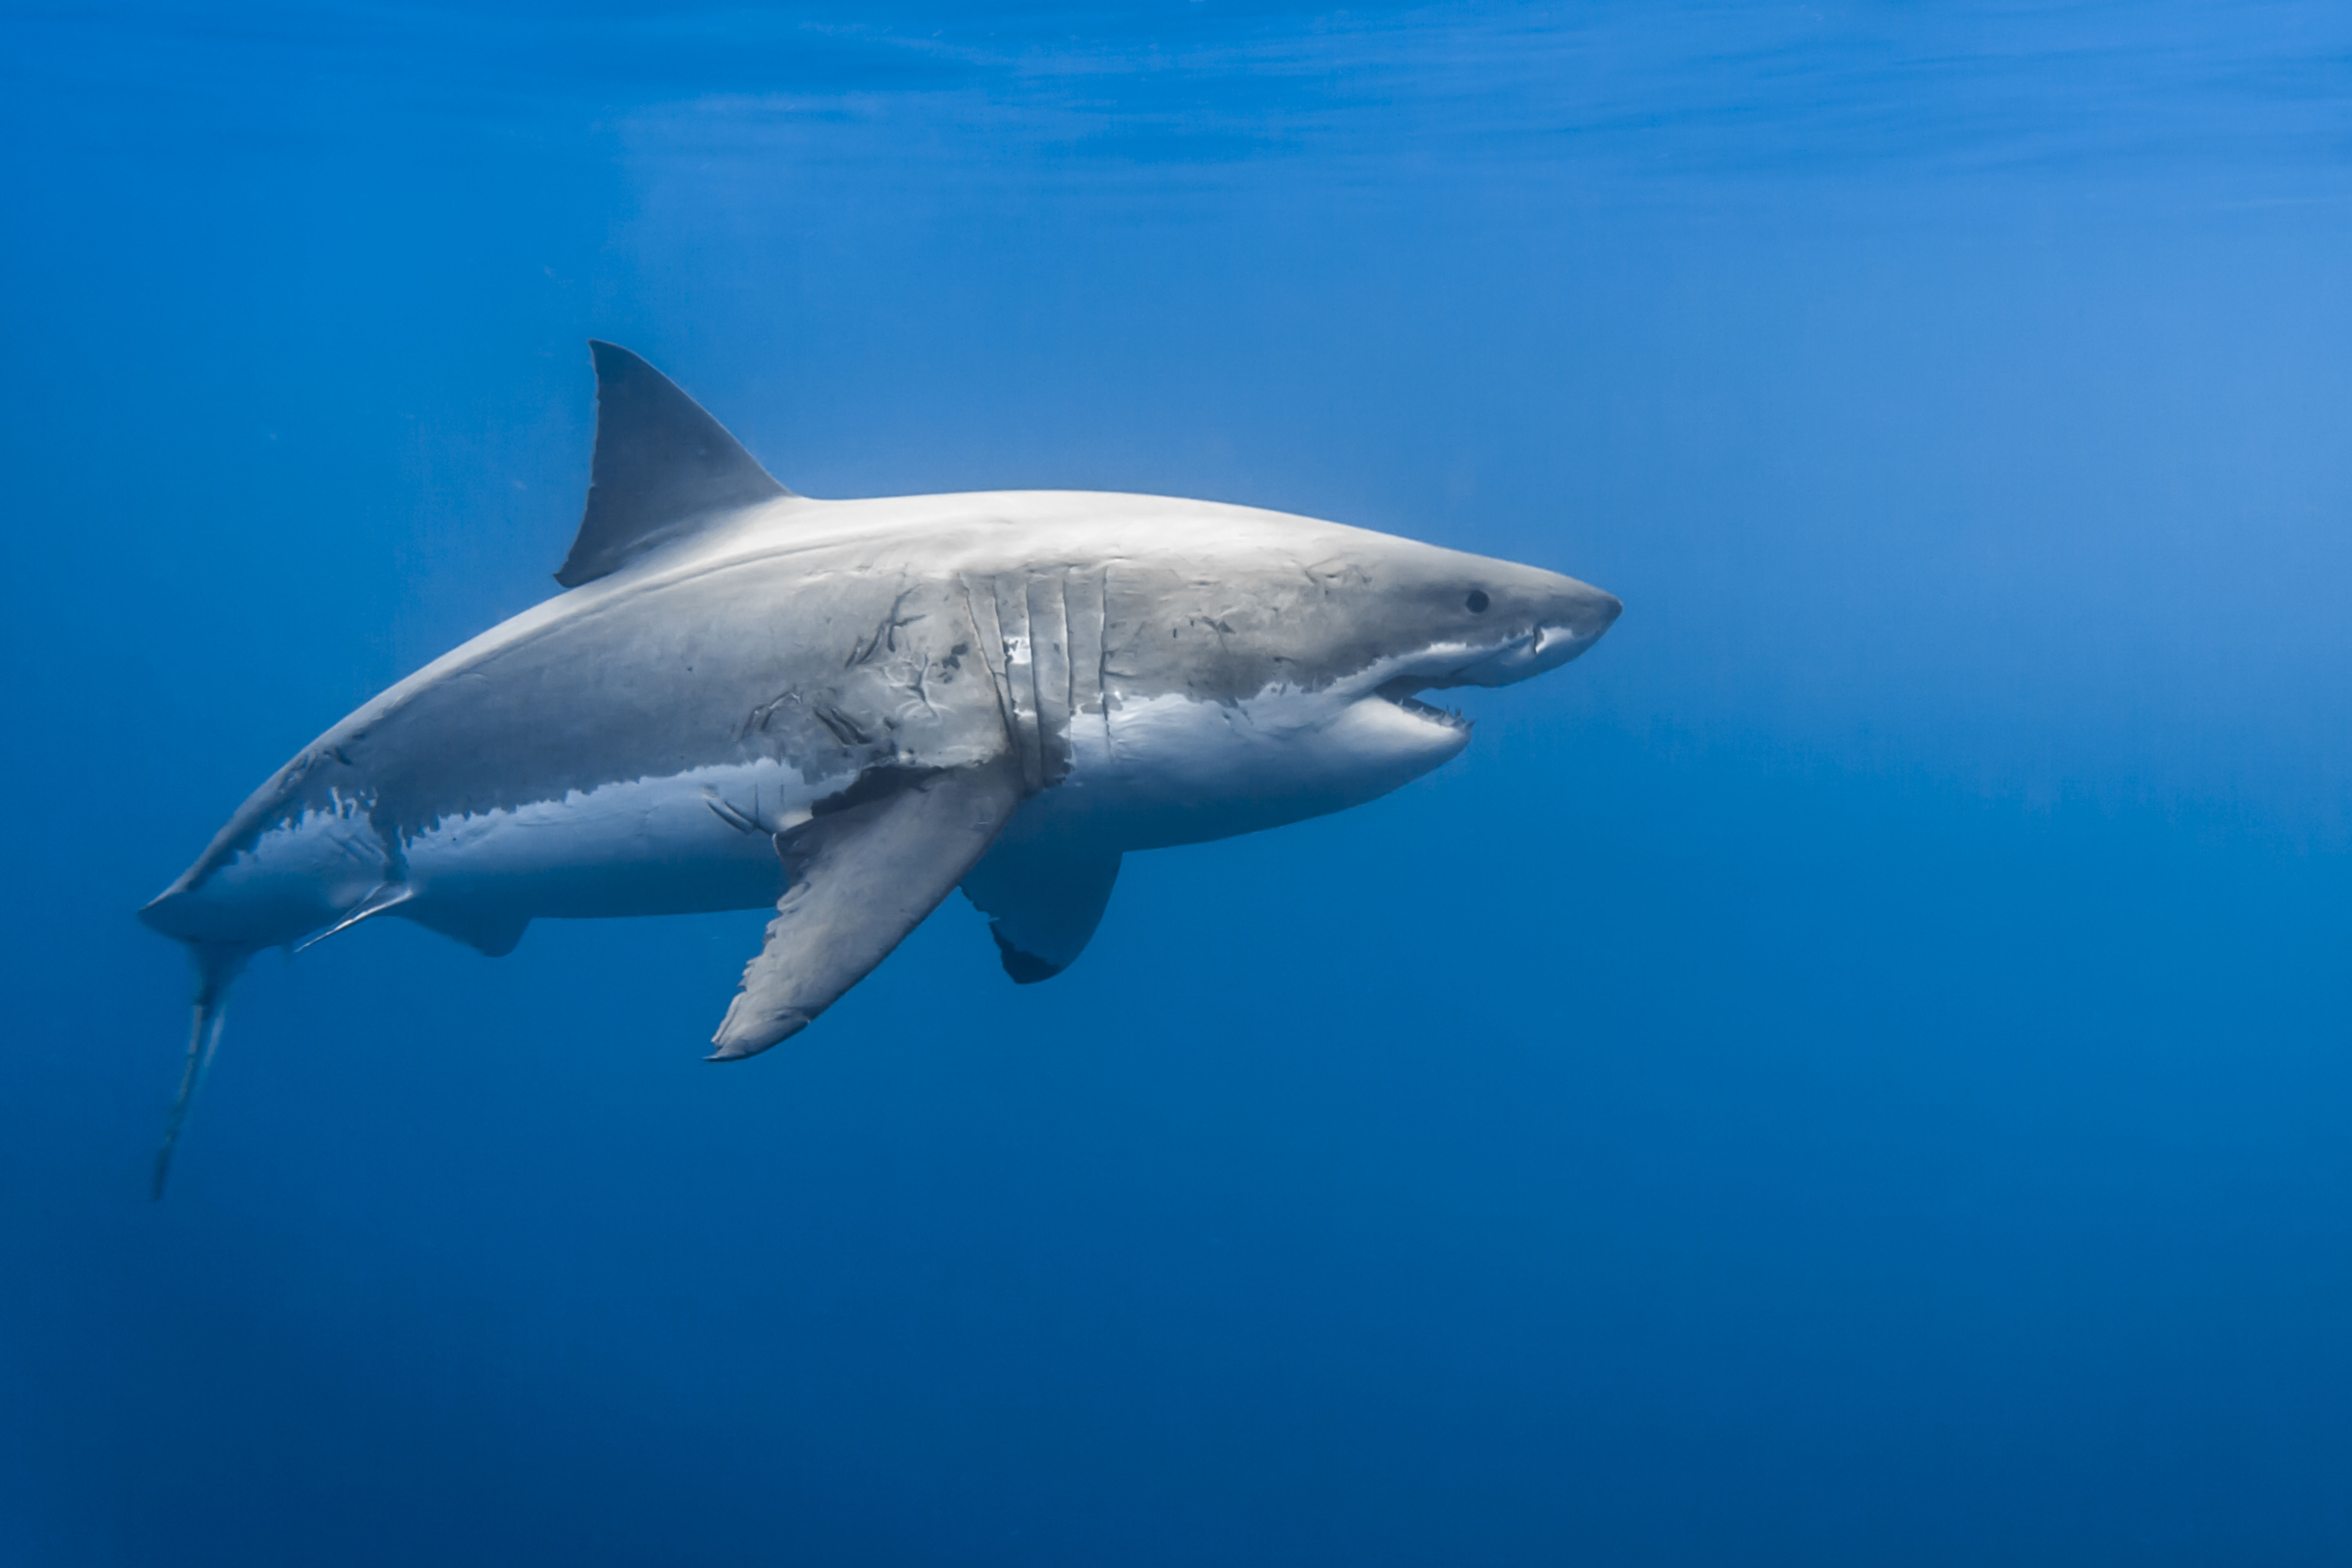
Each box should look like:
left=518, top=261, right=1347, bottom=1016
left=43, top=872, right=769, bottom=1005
left=1464, top=590, right=1490, bottom=614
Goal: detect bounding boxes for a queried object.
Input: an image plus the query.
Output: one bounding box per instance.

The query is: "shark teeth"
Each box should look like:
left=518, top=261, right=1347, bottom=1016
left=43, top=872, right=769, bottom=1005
left=1368, top=674, right=1472, bottom=731
left=1385, top=690, right=1472, bottom=731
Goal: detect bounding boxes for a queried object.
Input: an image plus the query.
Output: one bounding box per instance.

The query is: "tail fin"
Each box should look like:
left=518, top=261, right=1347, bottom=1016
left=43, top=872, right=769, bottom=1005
left=151, top=946, right=249, bottom=1200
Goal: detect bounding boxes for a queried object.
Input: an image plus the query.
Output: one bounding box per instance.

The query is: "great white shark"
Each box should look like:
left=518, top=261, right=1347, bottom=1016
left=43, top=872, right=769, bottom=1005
left=140, top=342, right=1621, bottom=1193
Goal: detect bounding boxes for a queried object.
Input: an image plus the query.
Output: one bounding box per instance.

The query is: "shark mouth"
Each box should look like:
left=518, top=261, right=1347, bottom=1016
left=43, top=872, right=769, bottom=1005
left=1367, top=628, right=1556, bottom=728
left=1372, top=677, right=1474, bottom=731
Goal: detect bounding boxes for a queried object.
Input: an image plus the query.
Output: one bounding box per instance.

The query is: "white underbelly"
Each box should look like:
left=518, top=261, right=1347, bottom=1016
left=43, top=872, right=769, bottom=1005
left=1031, top=686, right=1468, bottom=850
left=401, top=756, right=836, bottom=918
left=200, top=688, right=1457, bottom=938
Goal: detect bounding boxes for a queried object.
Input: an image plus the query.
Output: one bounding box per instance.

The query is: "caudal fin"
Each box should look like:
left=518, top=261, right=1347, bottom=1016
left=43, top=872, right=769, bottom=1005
left=151, top=947, right=249, bottom=1200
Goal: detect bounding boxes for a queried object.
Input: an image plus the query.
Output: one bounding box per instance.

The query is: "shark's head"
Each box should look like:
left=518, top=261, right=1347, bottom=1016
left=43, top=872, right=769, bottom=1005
left=1342, top=539, right=1622, bottom=699
left=1302, top=535, right=1621, bottom=783
left=1221, top=527, right=1620, bottom=722
left=1081, top=517, right=1621, bottom=845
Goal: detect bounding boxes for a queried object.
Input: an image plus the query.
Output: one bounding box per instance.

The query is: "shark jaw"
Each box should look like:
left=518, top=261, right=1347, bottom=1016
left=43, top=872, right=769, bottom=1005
left=1368, top=594, right=1624, bottom=728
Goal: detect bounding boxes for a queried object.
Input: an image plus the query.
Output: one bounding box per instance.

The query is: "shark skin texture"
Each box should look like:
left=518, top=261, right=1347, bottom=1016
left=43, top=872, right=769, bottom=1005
left=138, top=341, right=1622, bottom=1193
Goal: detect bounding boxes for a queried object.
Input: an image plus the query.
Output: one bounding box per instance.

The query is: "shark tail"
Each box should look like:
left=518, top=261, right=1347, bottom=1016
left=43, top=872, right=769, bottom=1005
left=151, top=945, right=250, bottom=1200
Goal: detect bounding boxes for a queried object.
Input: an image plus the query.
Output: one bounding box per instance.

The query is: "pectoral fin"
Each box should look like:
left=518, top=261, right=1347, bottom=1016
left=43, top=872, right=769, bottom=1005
left=709, top=759, right=1025, bottom=1060
left=960, top=837, right=1123, bottom=984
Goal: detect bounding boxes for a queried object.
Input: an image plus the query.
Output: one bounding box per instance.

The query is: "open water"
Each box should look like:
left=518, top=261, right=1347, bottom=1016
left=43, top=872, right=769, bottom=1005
left=4, top=4, right=2352, bottom=1563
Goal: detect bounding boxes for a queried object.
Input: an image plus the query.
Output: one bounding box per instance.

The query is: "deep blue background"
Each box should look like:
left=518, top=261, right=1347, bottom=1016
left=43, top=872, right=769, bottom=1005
left=6, top=4, right=2352, bottom=1563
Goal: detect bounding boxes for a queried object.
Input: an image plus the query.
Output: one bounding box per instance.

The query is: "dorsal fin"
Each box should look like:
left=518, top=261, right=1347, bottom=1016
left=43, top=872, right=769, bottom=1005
left=554, top=341, right=792, bottom=588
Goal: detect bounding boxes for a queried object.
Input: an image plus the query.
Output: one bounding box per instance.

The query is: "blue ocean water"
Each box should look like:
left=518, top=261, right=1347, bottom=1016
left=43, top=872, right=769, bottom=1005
left=6, top=4, right=2352, bottom=1562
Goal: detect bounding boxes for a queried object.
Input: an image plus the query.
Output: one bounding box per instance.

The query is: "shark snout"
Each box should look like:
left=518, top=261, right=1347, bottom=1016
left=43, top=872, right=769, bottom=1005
left=1443, top=579, right=1620, bottom=689
left=1544, top=583, right=1621, bottom=651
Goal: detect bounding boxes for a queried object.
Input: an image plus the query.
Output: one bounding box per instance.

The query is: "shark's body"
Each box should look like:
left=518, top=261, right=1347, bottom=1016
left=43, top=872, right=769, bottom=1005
left=142, top=343, right=1620, bottom=1190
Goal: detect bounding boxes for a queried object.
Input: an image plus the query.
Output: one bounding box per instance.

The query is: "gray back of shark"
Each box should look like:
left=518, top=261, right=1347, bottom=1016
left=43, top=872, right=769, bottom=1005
left=140, top=341, right=1621, bottom=1193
